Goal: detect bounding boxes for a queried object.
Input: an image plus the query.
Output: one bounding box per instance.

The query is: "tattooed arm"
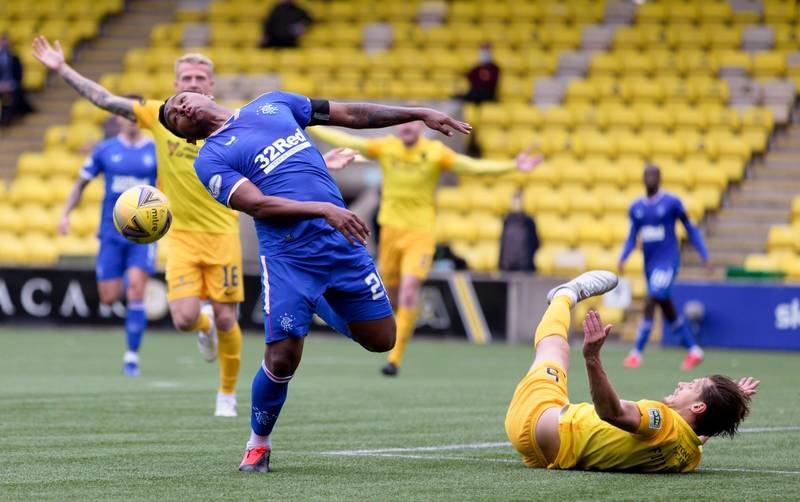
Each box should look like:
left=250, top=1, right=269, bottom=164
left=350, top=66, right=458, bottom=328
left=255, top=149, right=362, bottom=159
left=32, top=36, right=136, bottom=121
left=327, top=102, right=472, bottom=137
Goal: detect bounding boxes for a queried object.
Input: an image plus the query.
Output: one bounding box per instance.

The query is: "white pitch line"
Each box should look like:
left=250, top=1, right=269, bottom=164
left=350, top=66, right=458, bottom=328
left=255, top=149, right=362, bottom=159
left=701, top=467, right=800, bottom=475
left=322, top=442, right=509, bottom=456
left=739, top=425, right=800, bottom=433
left=323, top=426, right=799, bottom=457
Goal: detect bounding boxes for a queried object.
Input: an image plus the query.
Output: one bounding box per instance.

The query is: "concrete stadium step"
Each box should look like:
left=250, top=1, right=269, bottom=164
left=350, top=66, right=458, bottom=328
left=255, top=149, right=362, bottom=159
left=683, top=250, right=752, bottom=267
left=727, top=191, right=795, bottom=208
left=738, top=179, right=800, bottom=193
left=713, top=206, right=792, bottom=223
left=705, top=235, right=769, bottom=251
left=707, top=220, right=784, bottom=236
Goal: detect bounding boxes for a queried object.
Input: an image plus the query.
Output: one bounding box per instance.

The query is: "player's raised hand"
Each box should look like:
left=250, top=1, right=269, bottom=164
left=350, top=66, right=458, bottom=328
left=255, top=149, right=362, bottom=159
left=419, top=109, right=472, bottom=137
left=515, top=149, right=544, bottom=172
left=56, top=214, right=70, bottom=235
left=323, top=147, right=357, bottom=171
left=32, top=36, right=65, bottom=71
left=583, top=310, right=613, bottom=359
left=321, top=203, right=370, bottom=246
left=737, top=377, right=760, bottom=397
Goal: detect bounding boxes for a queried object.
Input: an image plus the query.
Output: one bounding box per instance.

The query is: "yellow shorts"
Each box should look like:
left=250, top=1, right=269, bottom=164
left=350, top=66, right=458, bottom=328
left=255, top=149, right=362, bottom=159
left=377, top=226, right=435, bottom=288
left=164, top=229, right=244, bottom=303
left=504, top=360, right=569, bottom=468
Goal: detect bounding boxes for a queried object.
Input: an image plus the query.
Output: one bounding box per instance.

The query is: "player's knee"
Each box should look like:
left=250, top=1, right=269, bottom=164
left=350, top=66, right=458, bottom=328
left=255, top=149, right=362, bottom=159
left=98, top=290, right=118, bottom=305
left=213, top=304, right=237, bottom=331
left=362, top=325, right=396, bottom=353
left=172, top=311, right=196, bottom=331
left=263, top=345, right=301, bottom=376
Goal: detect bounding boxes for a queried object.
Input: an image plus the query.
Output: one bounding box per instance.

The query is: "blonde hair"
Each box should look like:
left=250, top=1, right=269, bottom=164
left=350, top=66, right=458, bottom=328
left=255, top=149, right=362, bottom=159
left=174, top=53, right=214, bottom=74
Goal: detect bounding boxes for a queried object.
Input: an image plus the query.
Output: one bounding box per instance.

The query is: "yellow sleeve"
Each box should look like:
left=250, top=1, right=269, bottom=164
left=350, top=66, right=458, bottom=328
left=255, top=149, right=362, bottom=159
left=635, top=400, right=672, bottom=439
left=307, top=126, right=377, bottom=157
left=450, top=151, right=516, bottom=175
left=132, top=99, right=158, bottom=130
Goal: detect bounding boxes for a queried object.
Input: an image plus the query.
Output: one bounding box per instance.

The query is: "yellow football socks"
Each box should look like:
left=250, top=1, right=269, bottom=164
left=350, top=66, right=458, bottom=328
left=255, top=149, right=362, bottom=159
left=387, top=307, right=418, bottom=367
left=217, top=323, right=242, bottom=394
left=534, top=295, right=573, bottom=347
left=188, top=312, right=211, bottom=333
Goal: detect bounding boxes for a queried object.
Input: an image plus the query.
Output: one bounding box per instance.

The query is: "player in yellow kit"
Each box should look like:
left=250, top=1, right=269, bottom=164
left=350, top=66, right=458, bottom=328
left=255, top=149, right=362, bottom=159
left=505, top=270, right=759, bottom=473
left=32, top=37, right=244, bottom=416
left=310, top=123, right=540, bottom=376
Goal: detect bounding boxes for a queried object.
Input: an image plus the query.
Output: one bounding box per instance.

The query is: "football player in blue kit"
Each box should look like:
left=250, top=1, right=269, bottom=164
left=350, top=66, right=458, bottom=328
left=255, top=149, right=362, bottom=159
left=158, top=89, right=471, bottom=472
left=58, top=94, right=157, bottom=376
left=618, top=164, right=711, bottom=371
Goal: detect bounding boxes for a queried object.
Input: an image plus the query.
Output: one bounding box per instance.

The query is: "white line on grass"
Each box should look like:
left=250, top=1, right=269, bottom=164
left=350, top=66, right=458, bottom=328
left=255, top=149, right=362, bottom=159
left=323, top=426, right=798, bottom=457
left=701, top=467, right=800, bottom=475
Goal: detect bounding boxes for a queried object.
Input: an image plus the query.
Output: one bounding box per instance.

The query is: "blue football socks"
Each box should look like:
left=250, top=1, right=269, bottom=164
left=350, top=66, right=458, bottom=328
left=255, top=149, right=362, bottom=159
left=125, top=300, right=147, bottom=353
left=250, top=361, right=292, bottom=437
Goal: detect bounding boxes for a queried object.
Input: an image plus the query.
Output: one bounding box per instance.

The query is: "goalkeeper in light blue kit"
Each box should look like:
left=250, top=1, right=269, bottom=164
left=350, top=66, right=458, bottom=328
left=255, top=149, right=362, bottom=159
left=618, top=164, right=711, bottom=371
left=58, top=95, right=157, bottom=377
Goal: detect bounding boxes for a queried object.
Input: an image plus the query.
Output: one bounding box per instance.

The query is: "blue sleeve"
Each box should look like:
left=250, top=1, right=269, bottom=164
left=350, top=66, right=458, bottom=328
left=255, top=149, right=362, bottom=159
left=619, top=204, right=641, bottom=263
left=266, top=91, right=312, bottom=127
left=676, top=198, right=709, bottom=262
left=79, top=147, right=103, bottom=180
left=194, top=148, right=247, bottom=208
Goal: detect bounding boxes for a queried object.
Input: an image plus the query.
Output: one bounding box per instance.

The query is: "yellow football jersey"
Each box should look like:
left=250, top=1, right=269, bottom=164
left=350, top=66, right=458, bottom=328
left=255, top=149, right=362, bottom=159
left=132, top=100, right=239, bottom=234
left=366, top=135, right=456, bottom=232
left=553, top=400, right=703, bottom=473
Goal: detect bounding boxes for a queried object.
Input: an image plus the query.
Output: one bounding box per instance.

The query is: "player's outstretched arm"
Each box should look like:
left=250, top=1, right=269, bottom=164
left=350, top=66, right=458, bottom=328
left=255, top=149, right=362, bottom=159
left=308, top=126, right=372, bottom=157
left=583, top=310, right=642, bottom=433
left=32, top=36, right=136, bottom=121
left=327, top=102, right=472, bottom=137
left=229, top=180, right=370, bottom=245
left=322, top=147, right=358, bottom=170
left=57, top=177, right=90, bottom=235
left=451, top=150, right=543, bottom=175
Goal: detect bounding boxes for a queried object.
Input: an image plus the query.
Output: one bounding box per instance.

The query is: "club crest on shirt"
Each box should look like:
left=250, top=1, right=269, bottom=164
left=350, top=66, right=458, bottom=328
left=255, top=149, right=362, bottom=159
left=279, top=313, right=296, bottom=332
left=257, top=103, right=279, bottom=115
left=648, top=408, right=662, bottom=430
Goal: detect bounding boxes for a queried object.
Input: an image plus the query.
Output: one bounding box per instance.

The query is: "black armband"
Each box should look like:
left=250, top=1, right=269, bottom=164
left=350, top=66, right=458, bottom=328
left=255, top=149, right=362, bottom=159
left=309, top=99, right=330, bottom=126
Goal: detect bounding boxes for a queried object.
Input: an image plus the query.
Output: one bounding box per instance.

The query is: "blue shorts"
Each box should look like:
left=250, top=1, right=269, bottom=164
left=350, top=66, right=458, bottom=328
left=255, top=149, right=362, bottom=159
left=645, top=263, right=677, bottom=300
left=96, top=235, right=156, bottom=281
left=258, top=231, right=393, bottom=344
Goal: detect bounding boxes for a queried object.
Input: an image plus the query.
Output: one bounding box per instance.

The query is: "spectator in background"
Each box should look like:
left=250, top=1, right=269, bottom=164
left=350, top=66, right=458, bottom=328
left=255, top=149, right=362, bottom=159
left=499, top=190, right=539, bottom=272
left=458, top=42, right=500, bottom=104
left=260, top=0, right=313, bottom=49
left=0, top=33, right=32, bottom=125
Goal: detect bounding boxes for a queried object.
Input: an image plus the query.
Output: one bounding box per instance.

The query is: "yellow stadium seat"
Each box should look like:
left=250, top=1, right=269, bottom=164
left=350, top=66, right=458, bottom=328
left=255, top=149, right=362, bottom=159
left=436, top=187, right=469, bottom=213
left=693, top=186, right=722, bottom=210
left=744, top=253, right=782, bottom=273
left=705, top=132, right=751, bottom=164
left=477, top=127, right=511, bottom=158
left=528, top=190, right=570, bottom=217
left=472, top=212, right=503, bottom=241
left=667, top=26, right=708, bottom=51
left=590, top=52, right=620, bottom=77
left=19, top=233, right=59, bottom=265
left=16, top=152, right=49, bottom=177
left=613, top=27, right=643, bottom=51
left=700, top=2, right=733, bottom=23
left=624, top=249, right=645, bottom=275
left=707, top=25, right=742, bottom=50
left=577, top=218, right=613, bottom=246
left=764, top=2, right=797, bottom=24
left=542, top=107, right=574, bottom=130
left=752, top=52, right=787, bottom=78
left=573, top=133, right=616, bottom=159
left=676, top=51, right=716, bottom=77
left=509, top=106, right=543, bottom=129
left=534, top=244, right=566, bottom=275
left=689, top=78, right=729, bottom=105
left=767, top=225, right=799, bottom=253
left=673, top=104, right=708, bottom=132
left=0, top=232, right=26, bottom=263
left=613, top=132, right=649, bottom=162
left=619, top=52, right=656, bottom=77
left=704, top=105, right=742, bottom=132
left=637, top=105, right=675, bottom=131
left=623, top=76, right=663, bottom=104
left=740, top=107, right=775, bottom=136
left=8, top=176, right=52, bottom=206
left=637, top=3, right=666, bottom=24
left=447, top=218, right=479, bottom=243
left=792, top=196, right=800, bottom=222
left=603, top=104, right=639, bottom=131
left=566, top=79, right=597, bottom=104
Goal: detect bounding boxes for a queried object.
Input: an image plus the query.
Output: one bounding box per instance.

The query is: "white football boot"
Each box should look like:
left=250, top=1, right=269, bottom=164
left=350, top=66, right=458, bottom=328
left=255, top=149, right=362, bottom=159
left=546, top=270, right=619, bottom=305
left=214, top=391, right=237, bottom=417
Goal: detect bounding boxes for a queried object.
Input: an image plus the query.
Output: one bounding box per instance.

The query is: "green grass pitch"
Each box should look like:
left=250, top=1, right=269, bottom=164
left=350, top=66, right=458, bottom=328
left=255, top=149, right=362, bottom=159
left=1, top=327, right=799, bottom=501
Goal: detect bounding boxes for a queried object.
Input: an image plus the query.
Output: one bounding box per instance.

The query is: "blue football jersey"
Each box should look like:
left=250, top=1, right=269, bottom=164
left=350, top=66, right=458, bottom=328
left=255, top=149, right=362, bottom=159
left=194, top=91, right=344, bottom=252
left=620, top=191, right=709, bottom=268
left=80, top=135, right=157, bottom=239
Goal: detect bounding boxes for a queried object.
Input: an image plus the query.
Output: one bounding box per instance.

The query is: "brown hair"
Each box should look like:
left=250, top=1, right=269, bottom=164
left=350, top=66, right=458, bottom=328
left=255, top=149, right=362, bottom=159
left=695, top=374, right=751, bottom=438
